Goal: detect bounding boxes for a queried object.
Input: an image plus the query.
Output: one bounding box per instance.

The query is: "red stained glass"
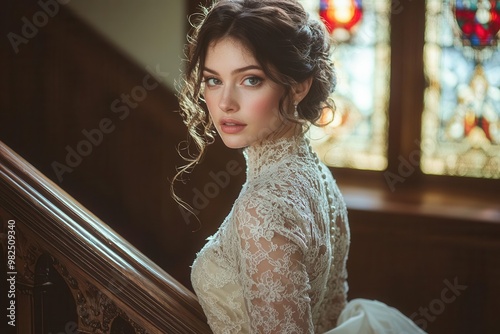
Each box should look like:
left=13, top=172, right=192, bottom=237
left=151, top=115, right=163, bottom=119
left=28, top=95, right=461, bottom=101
left=320, top=0, right=363, bottom=34
left=453, top=0, right=500, bottom=47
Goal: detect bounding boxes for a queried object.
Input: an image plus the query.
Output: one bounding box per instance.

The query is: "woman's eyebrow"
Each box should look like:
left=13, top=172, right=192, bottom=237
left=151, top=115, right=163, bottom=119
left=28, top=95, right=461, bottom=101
left=202, top=65, right=263, bottom=75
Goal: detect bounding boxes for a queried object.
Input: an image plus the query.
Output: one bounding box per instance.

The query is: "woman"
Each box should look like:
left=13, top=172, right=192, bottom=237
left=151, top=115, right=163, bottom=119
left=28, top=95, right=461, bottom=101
left=174, top=0, right=426, bottom=333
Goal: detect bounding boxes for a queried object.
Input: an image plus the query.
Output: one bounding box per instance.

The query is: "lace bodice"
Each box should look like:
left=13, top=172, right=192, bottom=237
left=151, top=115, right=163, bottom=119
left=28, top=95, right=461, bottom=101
left=191, top=135, right=350, bottom=333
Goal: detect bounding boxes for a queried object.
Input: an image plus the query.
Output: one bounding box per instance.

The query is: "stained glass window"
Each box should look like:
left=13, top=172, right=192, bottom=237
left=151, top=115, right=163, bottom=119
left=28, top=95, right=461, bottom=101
left=422, top=0, right=500, bottom=178
left=300, top=0, right=391, bottom=170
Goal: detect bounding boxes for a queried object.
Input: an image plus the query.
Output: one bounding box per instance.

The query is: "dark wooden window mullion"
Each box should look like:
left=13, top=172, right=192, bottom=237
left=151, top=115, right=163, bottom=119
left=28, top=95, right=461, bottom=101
left=387, top=0, right=427, bottom=187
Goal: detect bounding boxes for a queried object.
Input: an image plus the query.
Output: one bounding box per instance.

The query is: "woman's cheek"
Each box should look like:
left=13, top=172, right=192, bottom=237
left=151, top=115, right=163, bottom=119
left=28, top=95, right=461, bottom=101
left=205, top=94, right=218, bottom=117
left=249, top=96, right=280, bottom=120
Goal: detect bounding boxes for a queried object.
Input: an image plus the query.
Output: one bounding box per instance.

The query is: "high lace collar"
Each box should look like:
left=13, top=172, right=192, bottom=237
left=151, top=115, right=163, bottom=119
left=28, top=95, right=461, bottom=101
left=243, top=135, right=312, bottom=180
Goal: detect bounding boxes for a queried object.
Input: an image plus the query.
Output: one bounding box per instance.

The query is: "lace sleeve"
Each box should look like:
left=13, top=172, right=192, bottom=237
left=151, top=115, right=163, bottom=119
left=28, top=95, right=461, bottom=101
left=235, top=193, right=314, bottom=334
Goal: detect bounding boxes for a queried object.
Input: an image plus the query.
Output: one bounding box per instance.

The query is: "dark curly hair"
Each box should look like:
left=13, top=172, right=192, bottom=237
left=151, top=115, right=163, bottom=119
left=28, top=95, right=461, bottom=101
left=173, top=0, right=336, bottom=211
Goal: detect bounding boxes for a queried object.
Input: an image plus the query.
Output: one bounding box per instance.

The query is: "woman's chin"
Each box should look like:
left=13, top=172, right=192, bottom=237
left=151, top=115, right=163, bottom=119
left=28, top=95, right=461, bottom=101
left=220, top=137, right=249, bottom=149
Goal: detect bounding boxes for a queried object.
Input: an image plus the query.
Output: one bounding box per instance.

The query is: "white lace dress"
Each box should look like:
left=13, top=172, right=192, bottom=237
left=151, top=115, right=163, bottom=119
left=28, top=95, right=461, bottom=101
left=191, top=135, right=426, bottom=334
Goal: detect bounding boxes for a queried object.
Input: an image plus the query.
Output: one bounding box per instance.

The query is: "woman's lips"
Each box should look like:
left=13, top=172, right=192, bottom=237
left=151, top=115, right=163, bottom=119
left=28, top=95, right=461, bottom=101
left=220, top=119, right=247, bottom=134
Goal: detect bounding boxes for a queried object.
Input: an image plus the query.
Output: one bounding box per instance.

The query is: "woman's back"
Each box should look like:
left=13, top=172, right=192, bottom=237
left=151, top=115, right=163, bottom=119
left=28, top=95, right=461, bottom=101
left=192, top=136, right=350, bottom=333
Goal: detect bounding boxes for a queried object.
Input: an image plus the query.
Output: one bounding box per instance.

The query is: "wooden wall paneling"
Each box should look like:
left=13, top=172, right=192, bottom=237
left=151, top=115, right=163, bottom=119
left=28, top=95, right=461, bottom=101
left=346, top=207, right=500, bottom=334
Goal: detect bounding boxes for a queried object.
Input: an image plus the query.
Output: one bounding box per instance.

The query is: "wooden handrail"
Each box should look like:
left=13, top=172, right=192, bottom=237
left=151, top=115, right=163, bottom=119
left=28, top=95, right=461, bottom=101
left=0, top=141, right=212, bottom=333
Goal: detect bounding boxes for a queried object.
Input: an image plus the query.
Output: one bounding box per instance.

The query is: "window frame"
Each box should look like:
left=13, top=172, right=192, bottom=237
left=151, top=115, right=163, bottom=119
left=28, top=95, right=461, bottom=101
left=328, top=0, right=499, bottom=218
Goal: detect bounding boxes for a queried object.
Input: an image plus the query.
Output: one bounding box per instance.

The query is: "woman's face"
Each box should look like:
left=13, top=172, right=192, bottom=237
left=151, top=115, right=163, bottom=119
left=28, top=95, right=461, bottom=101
left=202, top=37, right=294, bottom=148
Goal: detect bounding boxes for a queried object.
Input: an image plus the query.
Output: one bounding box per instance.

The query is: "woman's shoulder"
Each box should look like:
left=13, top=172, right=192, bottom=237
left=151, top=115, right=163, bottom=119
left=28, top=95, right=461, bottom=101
left=235, top=179, right=294, bottom=216
left=231, top=182, right=310, bottom=252
left=231, top=170, right=314, bottom=235
left=241, top=170, right=312, bottom=210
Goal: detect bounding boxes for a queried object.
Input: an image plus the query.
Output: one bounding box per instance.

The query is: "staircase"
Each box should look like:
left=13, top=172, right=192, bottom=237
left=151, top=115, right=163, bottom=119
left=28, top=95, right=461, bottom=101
left=0, top=141, right=211, bottom=333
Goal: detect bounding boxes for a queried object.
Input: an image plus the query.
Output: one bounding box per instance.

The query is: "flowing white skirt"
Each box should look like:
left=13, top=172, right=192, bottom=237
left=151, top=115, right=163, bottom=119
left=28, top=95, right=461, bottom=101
left=324, top=299, right=427, bottom=334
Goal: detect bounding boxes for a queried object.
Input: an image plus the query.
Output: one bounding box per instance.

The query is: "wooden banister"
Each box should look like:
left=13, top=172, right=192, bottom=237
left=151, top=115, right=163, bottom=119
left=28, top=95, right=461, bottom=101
left=0, top=141, right=212, bottom=333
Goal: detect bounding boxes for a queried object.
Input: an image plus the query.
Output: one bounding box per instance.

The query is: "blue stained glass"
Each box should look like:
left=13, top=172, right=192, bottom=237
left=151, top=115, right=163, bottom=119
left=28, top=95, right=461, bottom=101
left=300, top=0, right=391, bottom=170
left=422, top=0, right=500, bottom=178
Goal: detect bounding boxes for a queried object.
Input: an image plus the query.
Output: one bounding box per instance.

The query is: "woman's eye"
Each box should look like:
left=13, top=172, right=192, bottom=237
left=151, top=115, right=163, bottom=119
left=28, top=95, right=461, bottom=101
left=204, top=77, right=221, bottom=87
left=243, top=76, right=262, bottom=87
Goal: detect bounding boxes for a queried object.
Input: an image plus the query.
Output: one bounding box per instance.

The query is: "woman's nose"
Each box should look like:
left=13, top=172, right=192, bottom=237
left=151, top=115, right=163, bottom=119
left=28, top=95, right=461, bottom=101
left=218, top=86, right=238, bottom=113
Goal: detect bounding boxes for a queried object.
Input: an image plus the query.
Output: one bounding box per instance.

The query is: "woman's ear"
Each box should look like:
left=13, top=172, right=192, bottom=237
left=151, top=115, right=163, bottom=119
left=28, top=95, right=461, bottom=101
left=292, top=77, right=313, bottom=103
